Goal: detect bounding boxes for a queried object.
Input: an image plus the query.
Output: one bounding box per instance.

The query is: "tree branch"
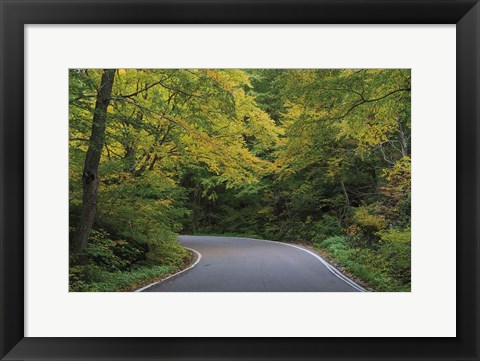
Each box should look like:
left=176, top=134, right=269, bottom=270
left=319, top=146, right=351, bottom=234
left=330, top=87, right=411, bottom=120
left=120, top=80, right=203, bottom=99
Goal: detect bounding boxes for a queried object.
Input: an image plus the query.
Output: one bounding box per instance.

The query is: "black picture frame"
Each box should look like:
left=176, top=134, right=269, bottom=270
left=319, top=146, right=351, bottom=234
left=1, top=0, right=478, bottom=360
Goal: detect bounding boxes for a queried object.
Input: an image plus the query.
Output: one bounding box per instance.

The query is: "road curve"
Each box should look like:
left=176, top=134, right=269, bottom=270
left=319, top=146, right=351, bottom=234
left=141, top=235, right=364, bottom=292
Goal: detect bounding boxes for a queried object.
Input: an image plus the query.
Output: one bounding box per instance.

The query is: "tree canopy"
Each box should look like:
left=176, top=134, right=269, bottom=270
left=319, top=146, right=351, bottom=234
left=69, top=68, right=411, bottom=292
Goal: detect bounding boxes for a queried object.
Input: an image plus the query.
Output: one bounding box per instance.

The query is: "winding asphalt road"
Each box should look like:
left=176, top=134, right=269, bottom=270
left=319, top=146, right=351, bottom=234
left=141, top=235, right=365, bottom=292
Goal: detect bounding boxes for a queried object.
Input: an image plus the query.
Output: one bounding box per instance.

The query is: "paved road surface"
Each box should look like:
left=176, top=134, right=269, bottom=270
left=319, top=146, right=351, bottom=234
left=141, top=235, right=364, bottom=292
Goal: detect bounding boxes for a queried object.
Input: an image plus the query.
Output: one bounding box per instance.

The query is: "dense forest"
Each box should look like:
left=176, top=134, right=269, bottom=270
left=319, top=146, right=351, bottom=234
left=69, top=69, right=411, bottom=292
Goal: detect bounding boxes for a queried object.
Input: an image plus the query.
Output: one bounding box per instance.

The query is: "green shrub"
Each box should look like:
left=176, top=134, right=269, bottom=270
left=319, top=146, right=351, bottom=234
left=314, top=232, right=411, bottom=291
left=69, top=264, right=175, bottom=292
left=377, top=228, right=411, bottom=285
left=351, top=204, right=387, bottom=243
left=69, top=224, right=189, bottom=291
left=311, top=214, right=343, bottom=243
left=97, top=175, right=189, bottom=267
left=146, top=237, right=189, bottom=267
left=79, top=228, right=146, bottom=271
left=354, top=205, right=386, bottom=231
left=316, top=235, right=348, bottom=250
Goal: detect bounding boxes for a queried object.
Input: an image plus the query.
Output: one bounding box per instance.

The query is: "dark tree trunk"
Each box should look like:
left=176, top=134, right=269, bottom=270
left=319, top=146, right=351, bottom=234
left=73, top=69, right=115, bottom=253
left=192, top=182, right=202, bottom=233
left=340, top=179, right=350, bottom=209
left=339, top=179, right=350, bottom=226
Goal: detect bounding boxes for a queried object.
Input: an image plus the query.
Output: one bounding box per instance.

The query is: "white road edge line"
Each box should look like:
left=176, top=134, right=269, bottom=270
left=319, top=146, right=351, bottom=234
left=134, top=247, right=202, bottom=292
left=241, top=237, right=367, bottom=292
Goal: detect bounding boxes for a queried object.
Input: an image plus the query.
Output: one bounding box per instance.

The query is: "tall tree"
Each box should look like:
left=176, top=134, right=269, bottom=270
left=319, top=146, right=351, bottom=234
left=73, top=69, right=115, bottom=253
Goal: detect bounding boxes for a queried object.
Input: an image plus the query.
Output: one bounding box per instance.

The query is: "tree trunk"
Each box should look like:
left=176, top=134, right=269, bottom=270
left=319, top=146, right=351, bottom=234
left=73, top=69, right=115, bottom=253
left=339, top=179, right=350, bottom=226
left=193, top=182, right=202, bottom=233
left=340, top=179, right=350, bottom=208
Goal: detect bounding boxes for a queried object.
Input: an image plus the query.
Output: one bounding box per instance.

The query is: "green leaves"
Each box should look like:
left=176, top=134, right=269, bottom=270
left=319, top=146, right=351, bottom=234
left=70, top=68, right=411, bottom=292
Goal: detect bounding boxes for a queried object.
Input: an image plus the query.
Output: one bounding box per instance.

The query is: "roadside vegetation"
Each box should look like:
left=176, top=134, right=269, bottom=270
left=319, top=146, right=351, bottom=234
left=69, top=69, right=411, bottom=292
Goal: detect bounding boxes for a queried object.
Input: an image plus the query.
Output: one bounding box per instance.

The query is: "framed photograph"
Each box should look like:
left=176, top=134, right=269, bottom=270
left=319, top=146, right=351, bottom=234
left=1, top=0, right=478, bottom=360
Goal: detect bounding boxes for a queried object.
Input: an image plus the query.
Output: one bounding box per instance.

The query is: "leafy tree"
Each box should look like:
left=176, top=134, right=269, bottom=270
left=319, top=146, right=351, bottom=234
left=72, top=69, right=115, bottom=253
